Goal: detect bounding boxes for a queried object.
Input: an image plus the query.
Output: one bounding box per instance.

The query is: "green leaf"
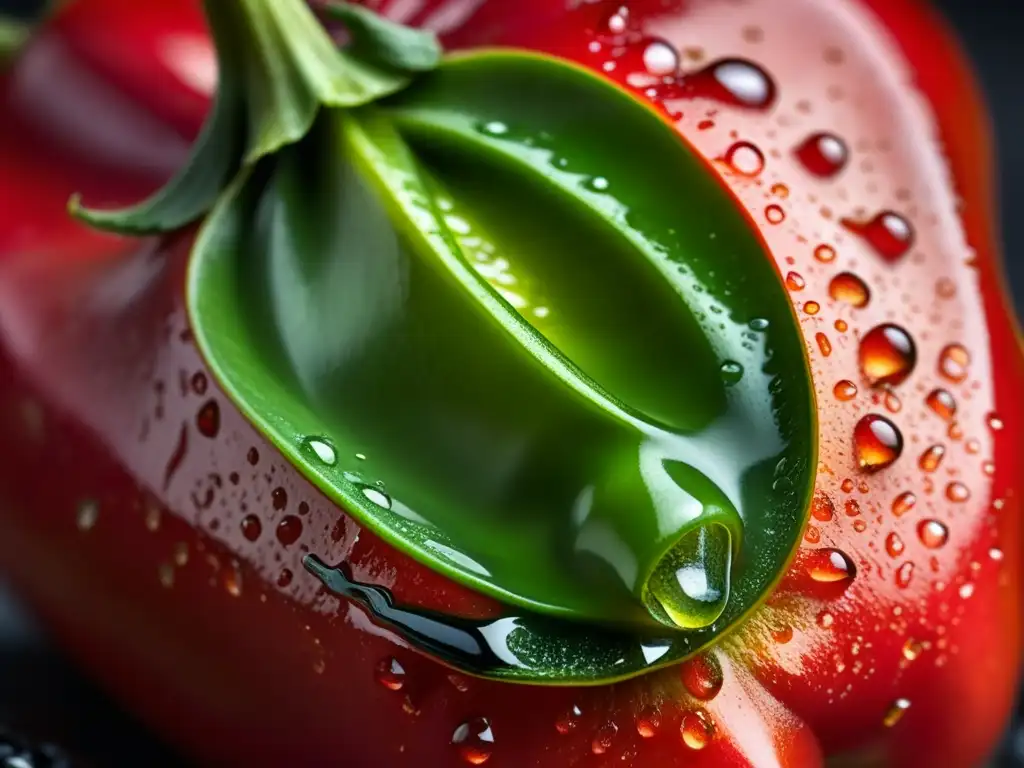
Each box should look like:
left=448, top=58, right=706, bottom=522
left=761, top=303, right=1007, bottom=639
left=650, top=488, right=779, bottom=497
left=323, top=2, right=442, bottom=73
left=188, top=51, right=816, bottom=682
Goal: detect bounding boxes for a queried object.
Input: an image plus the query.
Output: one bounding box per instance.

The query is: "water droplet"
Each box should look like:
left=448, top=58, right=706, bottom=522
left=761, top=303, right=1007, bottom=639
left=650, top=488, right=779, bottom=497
left=680, top=653, right=724, bottom=701
left=834, top=380, right=858, bottom=401
left=605, top=5, right=628, bottom=34
left=646, top=524, right=731, bottom=629
left=958, top=582, right=975, bottom=599
left=277, top=568, right=293, bottom=587
left=586, top=176, right=610, bottom=191
left=196, top=399, right=220, bottom=438
left=902, top=639, right=922, bottom=661
left=883, top=698, right=911, bottom=727
left=173, top=543, right=189, bottom=566
left=247, top=447, right=259, bottom=466
left=817, top=610, right=834, bottom=628
left=271, top=487, right=288, bottom=511
left=938, top=344, right=970, bottom=383
left=989, top=547, right=1004, bottom=562
left=766, top=204, right=786, bottom=224
left=720, top=360, right=744, bottom=385
left=771, top=623, right=793, bottom=643
left=816, top=333, right=833, bottom=357
left=643, top=39, right=679, bottom=75
left=360, top=484, right=393, bottom=509
left=835, top=319, right=849, bottom=332
left=988, top=412, right=1004, bottom=431
left=854, top=414, right=903, bottom=471
left=807, top=548, right=856, bottom=583
left=684, top=58, right=776, bottom=108
left=965, top=438, right=980, bottom=454
left=749, top=317, right=770, bottom=331
left=843, top=211, right=914, bottom=262
left=276, top=515, right=303, bottom=546
left=926, top=389, right=957, bottom=421
left=815, top=244, right=837, bottom=263
left=376, top=657, right=406, bottom=691
left=555, top=705, right=582, bottom=735
left=918, top=444, right=945, bottom=473
left=829, top=272, right=871, bottom=308
left=896, top=561, right=915, bottom=588
left=158, top=563, right=175, bottom=589
left=771, top=183, right=789, bottom=198
left=885, top=532, right=905, bottom=558
left=240, top=514, right=262, bottom=542
left=191, top=371, right=208, bottom=395
left=892, top=491, right=916, bottom=517
left=305, top=437, right=337, bottom=466
left=722, top=141, right=764, bottom=176
left=786, top=272, right=805, bottom=291
left=636, top=709, right=661, bottom=738
left=795, top=132, right=849, bottom=177
left=680, top=710, right=715, bottom=750
left=860, top=324, right=917, bottom=387
left=591, top=722, right=617, bottom=755
left=812, top=491, right=836, bottom=521
left=452, top=717, right=494, bottom=765
left=481, top=121, right=508, bottom=136
left=946, top=482, right=970, bottom=503
left=223, top=561, right=243, bottom=597
left=76, top=499, right=98, bottom=531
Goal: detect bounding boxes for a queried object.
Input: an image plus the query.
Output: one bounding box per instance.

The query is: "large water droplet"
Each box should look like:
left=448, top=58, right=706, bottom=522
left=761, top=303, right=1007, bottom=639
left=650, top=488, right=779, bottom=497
left=451, top=717, right=494, bottom=765
left=843, top=211, right=914, bottom=262
left=240, top=514, right=262, bottom=542
left=635, top=709, right=661, bottom=738
left=680, top=709, right=715, bottom=750
left=829, top=272, right=871, bottom=308
left=668, top=58, right=776, bottom=109
left=376, top=657, right=406, bottom=691
left=276, top=515, right=303, bottom=546
left=854, top=414, right=903, bottom=471
left=304, top=437, right=337, bottom=466
left=794, top=132, right=849, bottom=177
left=646, top=524, right=731, bottom=629
left=719, top=360, right=744, bottom=386
left=679, top=653, right=723, bottom=701
left=807, top=548, right=856, bottom=583
left=643, top=39, right=679, bottom=76
left=722, top=141, right=765, bottom=176
left=860, top=324, right=917, bottom=387
left=917, top=519, right=949, bottom=549
left=938, top=344, right=970, bottom=383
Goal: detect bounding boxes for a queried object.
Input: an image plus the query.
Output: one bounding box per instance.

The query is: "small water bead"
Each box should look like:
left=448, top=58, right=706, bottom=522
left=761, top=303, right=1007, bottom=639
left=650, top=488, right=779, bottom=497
left=834, top=380, right=858, bottom=401
left=884, top=532, right=905, bottom=558
left=815, top=244, right=837, bottom=263
left=892, top=491, right=917, bottom=517
left=794, top=132, right=849, bottom=177
left=854, top=414, right=903, bottom=471
left=277, top=568, right=293, bottom=587
left=852, top=519, right=867, bottom=533
left=987, top=413, right=1004, bottom=431
left=895, top=561, right=915, bottom=588
left=586, top=176, right=610, bottom=192
left=841, top=478, right=855, bottom=493
left=481, top=121, right=508, bottom=136
left=883, top=699, right=911, bottom=728
left=771, top=183, right=789, bottom=198
left=926, top=389, right=957, bottom=421
left=679, top=653, right=724, bottom=701
left=938, top=344, right=970, bottom=383
left=860, top=324, right=917, bottom=387
left=965, top=439, right=981, bottom=455
left=811, top=491, right=836, bottom=521
left=946, top=482, right=970, bottom=503
left=555, top=705, right=582, bottom=735
left=749, top=317, right=770, bottom=331
left=190, top=371, right=207, bottom=394
left=591, top=722, right=617, bottom=755
left=816, top=333, right=833, bottom=357
left=918, top=444, right=945, bottom=473
left=766, top=204, right=786, bottom=224
left=990, top=548, right=1004, bottom=562
left=902, top=639, right=923, bottom=661
left=605, top=5, right=628, bottom=34
left=845, top=499, right=861, bottom=517
left=375, top=657, right=406, bottom=691
left=223, top=561, right=243, bottom=597
left=884, top=390, right=902, bottom=414
left=643, top=39, right=680, bottom=76
left=817, top=611, right=835, bottom=629
left=76, top=499, right=99, bottom=532
left=804, top=525, right=821, bottom=544
left=835, top=319, right=849, bottom=332
left=636, top=710, right=661, bottom=738
left=829, top=272, right=870, bottom=308
left=174, top=542, right=189, bottom=567
left=720, top=360, right=744, bottom=386
left=842, top=211, right=914, bottom=262
left=959, top=582, right=975, bottom=599
left=983, top=461, right=995, bottom=477
left=452, top=718, right=495, bottom=765
left=271, top=487, right=288, bottom=511
left=196, top=399, right=220, bottom=438
left=240, top=514, right=262, bottom=542
left=786, top=272, right=806, bottom=291
left=276, top=515, right=303, bottom=546
left=948, top=422, right=963, bottom=440
left=247, top=447, right=259, bottom=466
left=361, top=484, right=393, bottom=509
left=807, top=548, right=857, bottom=583
left=305, top=437, right=337, bottom=466
left=680, top=710, right=715, bottom=750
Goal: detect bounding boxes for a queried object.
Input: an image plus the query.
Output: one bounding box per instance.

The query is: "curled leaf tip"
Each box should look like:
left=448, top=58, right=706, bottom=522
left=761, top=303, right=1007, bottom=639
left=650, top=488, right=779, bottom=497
left=323, top=2, right=443, bottom=73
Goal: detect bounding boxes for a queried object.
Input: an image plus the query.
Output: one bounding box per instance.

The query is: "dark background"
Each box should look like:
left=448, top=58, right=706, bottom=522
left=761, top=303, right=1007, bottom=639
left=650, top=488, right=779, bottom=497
left=0, top=0, right=1022, bottom=765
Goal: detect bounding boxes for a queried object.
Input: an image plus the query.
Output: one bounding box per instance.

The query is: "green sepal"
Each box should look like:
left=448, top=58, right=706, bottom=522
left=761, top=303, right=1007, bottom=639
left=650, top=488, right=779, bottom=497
left=186, top=49, right=817, bottom=682
left=323, top=2, right=442, bottom=73
left=68, top=0, right=440, bottom=235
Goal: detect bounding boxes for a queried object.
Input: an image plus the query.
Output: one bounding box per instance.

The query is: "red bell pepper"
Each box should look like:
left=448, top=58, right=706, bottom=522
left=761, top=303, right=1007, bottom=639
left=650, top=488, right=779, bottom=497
left=0, top=1, right=1021, bottom=766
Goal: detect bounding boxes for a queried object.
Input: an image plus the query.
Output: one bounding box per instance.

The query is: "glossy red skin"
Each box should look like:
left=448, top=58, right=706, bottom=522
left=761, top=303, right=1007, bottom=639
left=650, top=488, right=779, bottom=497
left=0, top=1, right=1020, bottom=765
